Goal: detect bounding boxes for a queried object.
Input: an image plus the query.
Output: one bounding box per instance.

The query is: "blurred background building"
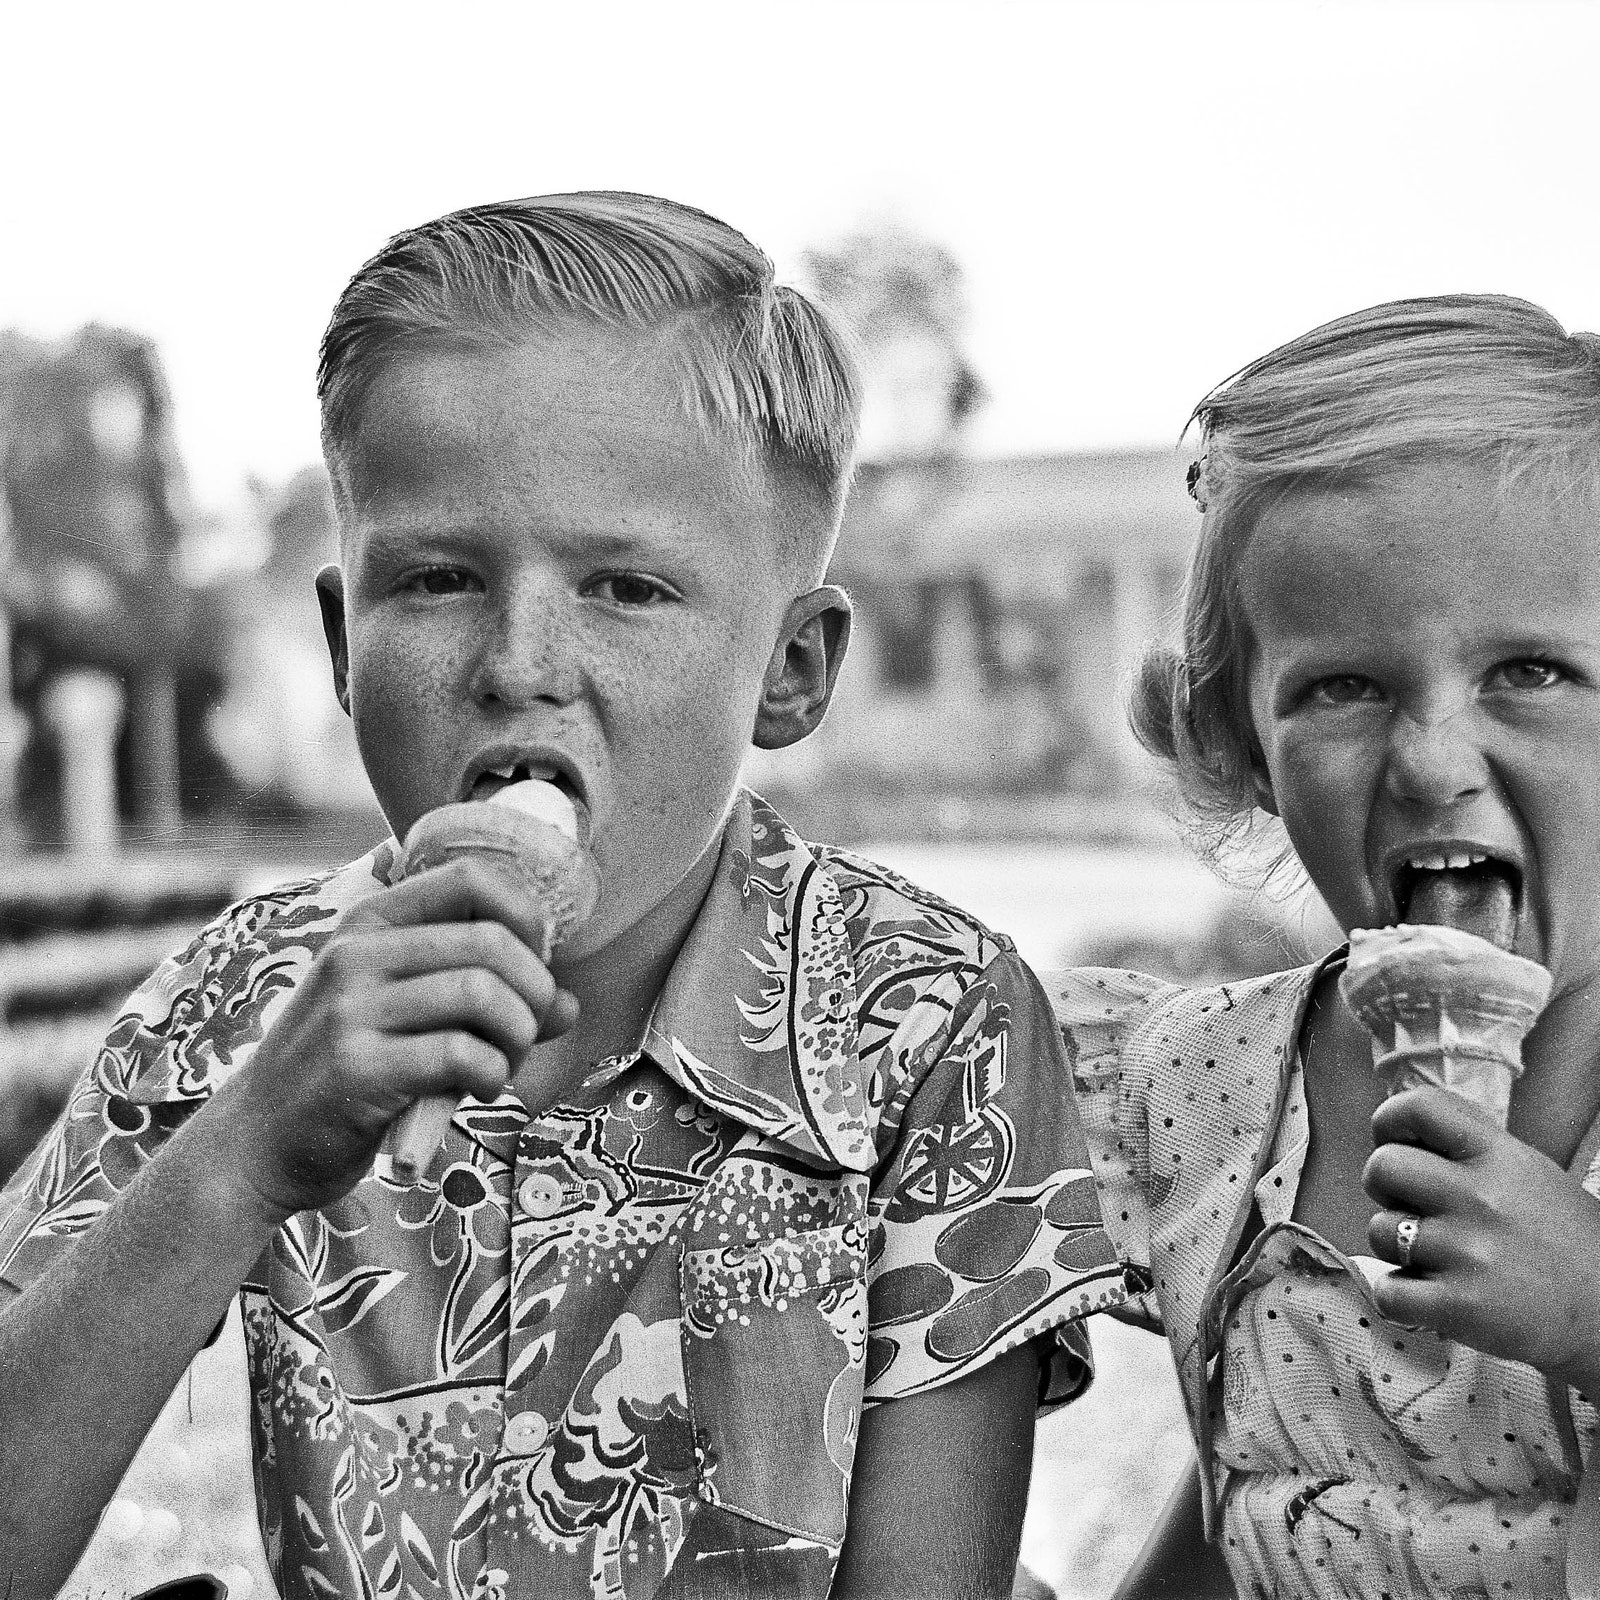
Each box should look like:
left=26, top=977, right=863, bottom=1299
left=763, top=225, right=1191, bottom=834
left=0, top=226, right=1200, bottom=859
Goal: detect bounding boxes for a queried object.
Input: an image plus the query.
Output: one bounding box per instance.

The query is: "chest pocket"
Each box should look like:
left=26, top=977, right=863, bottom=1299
left=678, top=1155, right=870, bottom=1551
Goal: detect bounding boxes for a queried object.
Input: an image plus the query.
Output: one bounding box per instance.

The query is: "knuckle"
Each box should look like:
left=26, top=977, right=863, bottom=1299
left=320, top=937, right=358, bottom=980
left=507, top=1006, right=539, bottom=1053
left=459, top=967, right=498, bottom=1011
left=473, top=922, right=520, bottom=972
left=454, top=856, right=503, bottom=897
left=441, top=1030, right=486, bottom=1074
left=329, top=989, right=367, bottom=1035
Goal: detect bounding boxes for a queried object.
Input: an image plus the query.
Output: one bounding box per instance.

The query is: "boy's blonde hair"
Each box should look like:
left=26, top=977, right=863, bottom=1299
left=1133, top=293, right=1600, bottom=861
left=317, top=191, right=862, bottom=569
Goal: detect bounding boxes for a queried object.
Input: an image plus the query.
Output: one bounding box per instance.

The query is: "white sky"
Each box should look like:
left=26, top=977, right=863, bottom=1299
left=3, top=0, right=1598, bottom=506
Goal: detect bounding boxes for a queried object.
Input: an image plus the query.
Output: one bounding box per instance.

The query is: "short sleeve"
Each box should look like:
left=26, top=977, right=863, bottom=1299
left=0, top=934, right=220, bottom=1295
left=1048, top=966, right=1181, bottom=1334
left=862, top=950, right=1126, bottom=1408
left=0, top=865, right=363, bottom=1298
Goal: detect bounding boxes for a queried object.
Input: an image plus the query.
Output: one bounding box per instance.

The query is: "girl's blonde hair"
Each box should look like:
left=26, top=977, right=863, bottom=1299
left=1133, top=294, right=1600, bottom=864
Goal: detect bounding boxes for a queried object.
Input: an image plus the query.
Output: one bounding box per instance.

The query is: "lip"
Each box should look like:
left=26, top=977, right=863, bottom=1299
left=1376, top=835, right=1526, bottom=924
left=460, top=743, right=590, bottom=820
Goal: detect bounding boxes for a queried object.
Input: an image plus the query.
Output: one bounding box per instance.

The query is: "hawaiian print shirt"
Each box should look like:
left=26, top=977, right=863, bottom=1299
left=0, top=792, right=1122, bottom=1600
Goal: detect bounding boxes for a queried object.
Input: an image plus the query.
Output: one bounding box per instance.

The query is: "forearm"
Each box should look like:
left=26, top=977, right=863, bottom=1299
left=0, top=1084, right=290, bottom=1595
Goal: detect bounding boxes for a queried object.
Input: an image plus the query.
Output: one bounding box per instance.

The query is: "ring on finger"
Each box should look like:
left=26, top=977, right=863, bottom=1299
left=1394, top=1213, right=1423, bottom=1271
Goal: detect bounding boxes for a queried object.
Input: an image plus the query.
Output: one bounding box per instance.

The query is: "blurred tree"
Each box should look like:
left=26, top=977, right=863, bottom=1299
left=803, top=224, right=984, bottom=465
left=0, top=325, right=208, bottom=841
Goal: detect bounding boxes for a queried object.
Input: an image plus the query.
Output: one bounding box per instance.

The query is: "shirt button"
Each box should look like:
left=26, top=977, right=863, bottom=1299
left=502, top=1411, right=549, bottom=1454
left=518, top=1173, right=566, bottom=1218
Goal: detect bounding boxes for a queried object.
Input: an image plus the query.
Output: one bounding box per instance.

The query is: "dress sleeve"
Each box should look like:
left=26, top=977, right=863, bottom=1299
left=1048, top=966, right=1181, bottom=1335
left=861, top=948, right=1126, bottom=1410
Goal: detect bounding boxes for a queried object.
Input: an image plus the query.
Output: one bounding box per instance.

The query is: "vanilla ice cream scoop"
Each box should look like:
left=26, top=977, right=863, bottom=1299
left=1341, top=923, right=1552, bottom=1127
left=398, top=780, right=598, bottom=938
left=376, top=779, right=601, bottom=1184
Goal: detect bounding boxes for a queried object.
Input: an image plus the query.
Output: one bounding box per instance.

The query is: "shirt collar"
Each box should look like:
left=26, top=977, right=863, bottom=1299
left=125, top=795, right=872, bottom=1173
left=642, top=791, right=874, bottom=1174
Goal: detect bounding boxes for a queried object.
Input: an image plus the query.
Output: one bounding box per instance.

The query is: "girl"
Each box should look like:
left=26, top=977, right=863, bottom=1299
left=1057, top=295, right=1600, bottom=1600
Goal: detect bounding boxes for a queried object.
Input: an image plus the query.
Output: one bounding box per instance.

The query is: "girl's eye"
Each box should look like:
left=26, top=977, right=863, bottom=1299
left=586, top=572, right=676, bottom=607
left=1490, top=658, right=1566, bottom=691
left=403, top=566, right=477, bottom=597
left=1308, top=675, right=1381, bottom=706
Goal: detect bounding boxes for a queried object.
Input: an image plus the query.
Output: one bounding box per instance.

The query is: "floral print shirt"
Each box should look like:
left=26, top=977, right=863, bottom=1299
left=0, top=792, right=1122, bottom=1600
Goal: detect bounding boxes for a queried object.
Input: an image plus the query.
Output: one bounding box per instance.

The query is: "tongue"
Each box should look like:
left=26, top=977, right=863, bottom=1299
left=1407, top=868, right=1516, bottom=950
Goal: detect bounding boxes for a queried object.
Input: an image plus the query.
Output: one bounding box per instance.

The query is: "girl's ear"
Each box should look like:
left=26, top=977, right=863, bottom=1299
left=1248, top=747, right=1278, bottom=816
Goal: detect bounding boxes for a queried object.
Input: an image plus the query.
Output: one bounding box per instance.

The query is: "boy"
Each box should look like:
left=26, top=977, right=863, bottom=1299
left=0, top=193, right=1122, bottom=1599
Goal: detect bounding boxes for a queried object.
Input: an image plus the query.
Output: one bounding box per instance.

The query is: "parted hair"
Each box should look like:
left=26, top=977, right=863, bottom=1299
left=317, top=190, right=862, bottom=541
left=1132, top=294, right=1600, bottom=862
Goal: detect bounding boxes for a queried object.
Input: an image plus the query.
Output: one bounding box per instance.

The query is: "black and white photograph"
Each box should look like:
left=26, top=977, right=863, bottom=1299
left=4, top=3, right=1600, bottom=1596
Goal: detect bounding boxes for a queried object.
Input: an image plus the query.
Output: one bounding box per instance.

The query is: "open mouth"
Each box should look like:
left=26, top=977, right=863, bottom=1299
left=1390, top=849, right=1522, bottom=949
left=467, top=759, right=583, bottom=812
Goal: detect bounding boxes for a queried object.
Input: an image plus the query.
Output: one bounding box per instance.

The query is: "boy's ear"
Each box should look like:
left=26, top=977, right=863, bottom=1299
left=754, top=586, right=852, bottom=750
left=315, top=564, right=352, bottom=715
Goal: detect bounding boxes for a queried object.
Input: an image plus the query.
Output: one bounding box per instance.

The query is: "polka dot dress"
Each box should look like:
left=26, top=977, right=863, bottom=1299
left=1057, top=962, right=1596, bottom=1600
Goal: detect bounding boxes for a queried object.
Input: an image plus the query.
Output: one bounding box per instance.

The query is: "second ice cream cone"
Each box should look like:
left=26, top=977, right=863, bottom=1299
left=1341, top=924, right=1552, bottom=1127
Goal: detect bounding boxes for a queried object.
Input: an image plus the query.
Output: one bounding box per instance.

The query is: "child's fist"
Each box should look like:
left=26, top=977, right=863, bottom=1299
left=1363, top=1086, right=1600, bottom=1394
left=201, top=856, right=579, bottom=1218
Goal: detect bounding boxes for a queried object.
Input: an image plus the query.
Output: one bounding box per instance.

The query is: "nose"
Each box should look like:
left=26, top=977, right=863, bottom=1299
left=1382, top=705, right=1488, bottom=809
left=467, top=581, right=581, bottom=710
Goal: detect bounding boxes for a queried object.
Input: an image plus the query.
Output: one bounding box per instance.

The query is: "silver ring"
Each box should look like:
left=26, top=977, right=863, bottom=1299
left=1395, top=1214, right=1423, bottom=1270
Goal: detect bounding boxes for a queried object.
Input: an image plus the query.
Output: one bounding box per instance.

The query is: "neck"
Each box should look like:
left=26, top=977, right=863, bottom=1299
left=538, top=840, right=722, bottom=1078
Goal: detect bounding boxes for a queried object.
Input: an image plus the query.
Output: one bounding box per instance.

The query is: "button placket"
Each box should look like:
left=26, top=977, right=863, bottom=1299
left=502, top=1117, right=582, bottom=1478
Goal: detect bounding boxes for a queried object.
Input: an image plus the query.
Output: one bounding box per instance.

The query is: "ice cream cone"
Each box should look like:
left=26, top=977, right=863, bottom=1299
left=1340, top=923, right=1552, bottom=1127
left=376, top=780, right=600, bottom=1183
left=399, top=784, right=599, bottom=959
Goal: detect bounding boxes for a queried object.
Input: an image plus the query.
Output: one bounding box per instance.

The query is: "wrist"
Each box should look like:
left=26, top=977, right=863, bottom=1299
left=1546, top=1315, right=1600, bottom=1403
left=182, top=1077, right=304, bottom=1233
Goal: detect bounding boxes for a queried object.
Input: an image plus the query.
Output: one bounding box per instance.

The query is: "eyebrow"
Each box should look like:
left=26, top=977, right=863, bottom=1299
left=354, top=521, right=674, bottom=562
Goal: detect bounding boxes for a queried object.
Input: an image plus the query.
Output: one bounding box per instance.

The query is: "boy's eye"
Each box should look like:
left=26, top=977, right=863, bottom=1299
left=585, top=572, right=676, bottom=607
left=1307, top=675, right=1381, bottom=706
left=403, top=566, right=478, bottom=597
left=1490, top=658, right=1566, bottom=691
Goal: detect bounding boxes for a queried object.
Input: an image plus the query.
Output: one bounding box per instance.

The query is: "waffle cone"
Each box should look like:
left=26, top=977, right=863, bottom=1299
left=1341, top=924, right=1552, bottom=1126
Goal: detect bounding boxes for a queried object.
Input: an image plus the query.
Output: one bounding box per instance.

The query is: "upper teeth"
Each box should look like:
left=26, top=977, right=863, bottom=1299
left=487, top=762, right=555, bottom=782
left=1407, top=849, right=1488, bottom=871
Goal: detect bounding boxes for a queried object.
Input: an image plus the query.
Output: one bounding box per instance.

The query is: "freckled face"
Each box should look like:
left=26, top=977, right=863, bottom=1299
left=1240, top=455, right=1600, bottom=992
left=325, top=329, right=798, bottom=959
